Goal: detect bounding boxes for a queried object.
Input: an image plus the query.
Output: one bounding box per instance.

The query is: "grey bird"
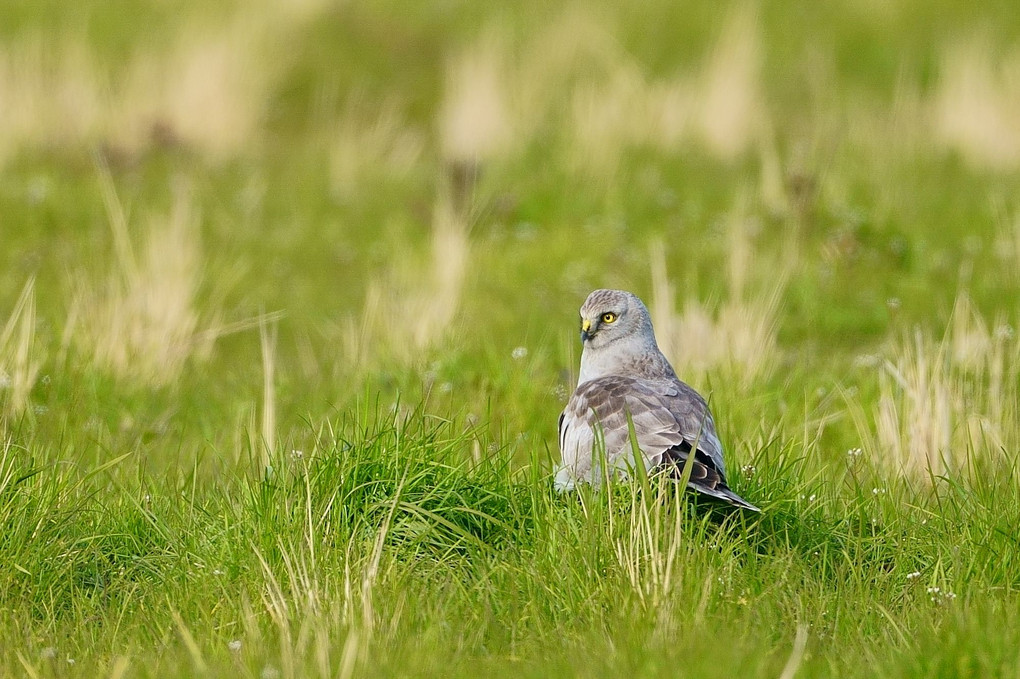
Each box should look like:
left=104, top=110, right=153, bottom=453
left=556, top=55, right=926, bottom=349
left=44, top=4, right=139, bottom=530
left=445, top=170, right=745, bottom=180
left=555, top=289, right=759, bottom=511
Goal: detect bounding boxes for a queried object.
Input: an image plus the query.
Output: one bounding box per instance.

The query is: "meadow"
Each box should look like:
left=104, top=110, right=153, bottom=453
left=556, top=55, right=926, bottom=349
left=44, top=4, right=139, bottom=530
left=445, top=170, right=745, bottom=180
left=3, top=1, right=1020, bottom=676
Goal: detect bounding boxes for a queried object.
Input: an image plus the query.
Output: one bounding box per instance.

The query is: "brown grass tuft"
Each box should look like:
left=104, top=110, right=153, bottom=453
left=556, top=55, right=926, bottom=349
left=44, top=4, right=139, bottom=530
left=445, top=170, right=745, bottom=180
left=933, top=37, right=1020, bottom=170
left=0, top=278, right=43, bottom=417
left=649, top=200, right=785, bottom=391
left=258, top=317, right=278, bottom=469
left=0, top=3, right=319, bottom=168
left=342, top=192, right=470, bottom=369
left=0, top=36, right=103, bottom=168
left=855, top=292, right=1018, bottom=478
left=695, top=4, right=763, bottom=159
left=68, top=173, right=214, bottom=387
left=330, top=98, right=425, bottom=201
left=439, top=33, right=514, bottom=166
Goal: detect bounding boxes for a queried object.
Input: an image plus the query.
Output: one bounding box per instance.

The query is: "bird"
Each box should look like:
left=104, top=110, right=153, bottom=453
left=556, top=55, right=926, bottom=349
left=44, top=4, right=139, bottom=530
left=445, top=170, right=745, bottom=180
left=555, top=289, right=759, bottom=511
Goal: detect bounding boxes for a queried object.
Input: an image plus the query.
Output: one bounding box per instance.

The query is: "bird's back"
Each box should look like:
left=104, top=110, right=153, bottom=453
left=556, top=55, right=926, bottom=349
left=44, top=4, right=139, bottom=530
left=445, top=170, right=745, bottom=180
left=556, top=374, right=758, bottom=510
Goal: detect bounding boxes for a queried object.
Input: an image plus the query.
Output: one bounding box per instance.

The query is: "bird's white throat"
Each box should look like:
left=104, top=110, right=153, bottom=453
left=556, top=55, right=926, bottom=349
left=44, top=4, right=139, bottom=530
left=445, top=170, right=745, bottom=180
left=577, top=348, right=606, bottom=385
left=578, top=334, right=674, bottom=386
left=577, top=337, right=647, bottom=385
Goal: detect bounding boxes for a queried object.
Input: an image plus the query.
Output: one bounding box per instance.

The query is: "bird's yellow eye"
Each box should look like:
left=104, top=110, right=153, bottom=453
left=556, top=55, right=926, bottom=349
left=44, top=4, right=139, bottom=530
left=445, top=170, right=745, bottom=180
left=601, top=312, right=617, bottom=324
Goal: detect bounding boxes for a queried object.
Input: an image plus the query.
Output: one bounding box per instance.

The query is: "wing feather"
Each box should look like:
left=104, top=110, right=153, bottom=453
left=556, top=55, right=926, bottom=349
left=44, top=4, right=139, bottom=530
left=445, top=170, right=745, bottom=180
left=555, top=375, right=758, bottom=510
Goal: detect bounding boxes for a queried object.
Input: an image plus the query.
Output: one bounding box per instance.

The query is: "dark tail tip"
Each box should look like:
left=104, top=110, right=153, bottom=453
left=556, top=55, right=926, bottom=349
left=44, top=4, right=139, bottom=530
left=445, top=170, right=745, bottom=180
left=721, top=488, right=760, bottom=512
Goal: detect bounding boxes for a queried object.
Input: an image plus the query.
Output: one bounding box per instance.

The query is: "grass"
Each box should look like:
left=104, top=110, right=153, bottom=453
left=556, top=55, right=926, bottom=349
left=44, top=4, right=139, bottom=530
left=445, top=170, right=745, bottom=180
left=3, top=0, right=1020, bottom=676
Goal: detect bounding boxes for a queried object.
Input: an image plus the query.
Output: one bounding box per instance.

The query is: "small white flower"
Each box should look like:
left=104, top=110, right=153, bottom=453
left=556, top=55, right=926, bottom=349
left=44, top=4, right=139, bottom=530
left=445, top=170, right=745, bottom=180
left=514, top=222, right=537, bottom=241
left=906, top=571, right=921, bottom=580
left=291, top=449, right=304, bottom=460
left=926, top=586, right=940, bottom=594
left=213, top=569, right=225, bottom=576
left=853, top=354, right=881, bottom=368
left=27, top=177, right=51, bottom=204
left=740, top=465, right=756, bottom=477
left=66, top=658, right=75, bottom=665
left=872, top=488, right=886, bottom=495
left=262, top=665, right=281, bottom=679
left=847, top=447, right=863, bottom=458
left=511, top=346, right=528, bottom=360
left=228, top=640, right=242, bottom=652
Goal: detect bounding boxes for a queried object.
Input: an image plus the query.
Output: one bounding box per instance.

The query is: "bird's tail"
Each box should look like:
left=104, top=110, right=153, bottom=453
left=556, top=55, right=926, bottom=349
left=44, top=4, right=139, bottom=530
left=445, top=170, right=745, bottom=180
left=693, top=483, right=761, bottom=512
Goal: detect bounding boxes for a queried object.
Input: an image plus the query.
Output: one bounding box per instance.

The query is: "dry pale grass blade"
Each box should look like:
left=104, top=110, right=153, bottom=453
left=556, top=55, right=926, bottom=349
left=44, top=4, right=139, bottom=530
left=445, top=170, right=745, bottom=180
left=248, top=531, right=389, bottom=679
left=563, top=4, right=765, bottom=171
left=435, top=6, right=766, bottom=180
left=858, top=292, right=1018, bottom=479
left=614, top=485, right=687, bottom=612
left=778, top=625, right=810, bottom=679
left=649, top=205, right=785, bottom=392
left=568, top=63, right=667, bottom=175
left=520, top=6, right=623, bottom=99
left=436, top=11, right=619, bottom=174
left=0, top=278, right=44, bottom=417
left=875, top=332, right=955, bottom=478
left=696, top=3, right=764, bottom=159
left=413, top=195, right=470, bottom=348
left=341, top=191, right=470, bottom=369
left=330, top=98, right=425, bottom=201
left=439, top=32, right=514, bottom=166
left=70, top=177, right=216, bottom=388
left=170, top=611, right=209, bottom=675
left=649, top=240, right=679, bottom=355
left=260, top=318, right=278, bottom=468
left=841, top=71, right=931, bottom=164
left=109, top=1, right=330, bottom=160
left=0, top=2, right=322, bottom=166
left=932, top=37, right=1020, bottom=170
left=0, top=37, right=104, bottom=169
left=757, top=129, right=791, bottom=216
left=110, top=14, right=284, bottom=161
left=992, top=203, right=1020, bottom=284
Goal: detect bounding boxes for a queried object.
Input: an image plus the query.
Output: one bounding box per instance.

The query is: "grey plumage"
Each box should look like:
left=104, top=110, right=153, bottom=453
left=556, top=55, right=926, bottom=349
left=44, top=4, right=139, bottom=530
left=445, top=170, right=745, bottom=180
left=555, top=289, right=759, bottom=511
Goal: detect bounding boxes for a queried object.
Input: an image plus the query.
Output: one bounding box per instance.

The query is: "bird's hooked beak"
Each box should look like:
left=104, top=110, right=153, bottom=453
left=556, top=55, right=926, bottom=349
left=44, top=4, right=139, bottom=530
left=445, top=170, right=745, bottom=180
left=580, top=318, right=593, bottom=343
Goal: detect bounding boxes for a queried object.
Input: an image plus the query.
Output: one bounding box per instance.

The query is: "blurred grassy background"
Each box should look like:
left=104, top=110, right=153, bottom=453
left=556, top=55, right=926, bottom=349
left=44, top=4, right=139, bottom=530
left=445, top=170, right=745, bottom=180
left=3, top=1, right=1020, bottom=676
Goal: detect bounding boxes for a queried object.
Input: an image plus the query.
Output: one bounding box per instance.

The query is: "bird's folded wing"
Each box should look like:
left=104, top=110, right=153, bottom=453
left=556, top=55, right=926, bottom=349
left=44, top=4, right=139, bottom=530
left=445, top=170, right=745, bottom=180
left=558, top=375, right=728, bottom=483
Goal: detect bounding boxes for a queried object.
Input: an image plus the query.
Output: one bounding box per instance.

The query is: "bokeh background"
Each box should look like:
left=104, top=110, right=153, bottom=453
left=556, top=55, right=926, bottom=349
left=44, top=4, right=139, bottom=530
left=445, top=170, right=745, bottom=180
left=4, top=0, right=1019, bottom=475
left=3, top=2, right=1020, bottom=675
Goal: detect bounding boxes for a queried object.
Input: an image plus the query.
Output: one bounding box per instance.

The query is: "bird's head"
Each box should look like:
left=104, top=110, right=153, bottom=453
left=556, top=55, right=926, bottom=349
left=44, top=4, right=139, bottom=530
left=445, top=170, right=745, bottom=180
left=578, top=289, right=654, bottom=351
